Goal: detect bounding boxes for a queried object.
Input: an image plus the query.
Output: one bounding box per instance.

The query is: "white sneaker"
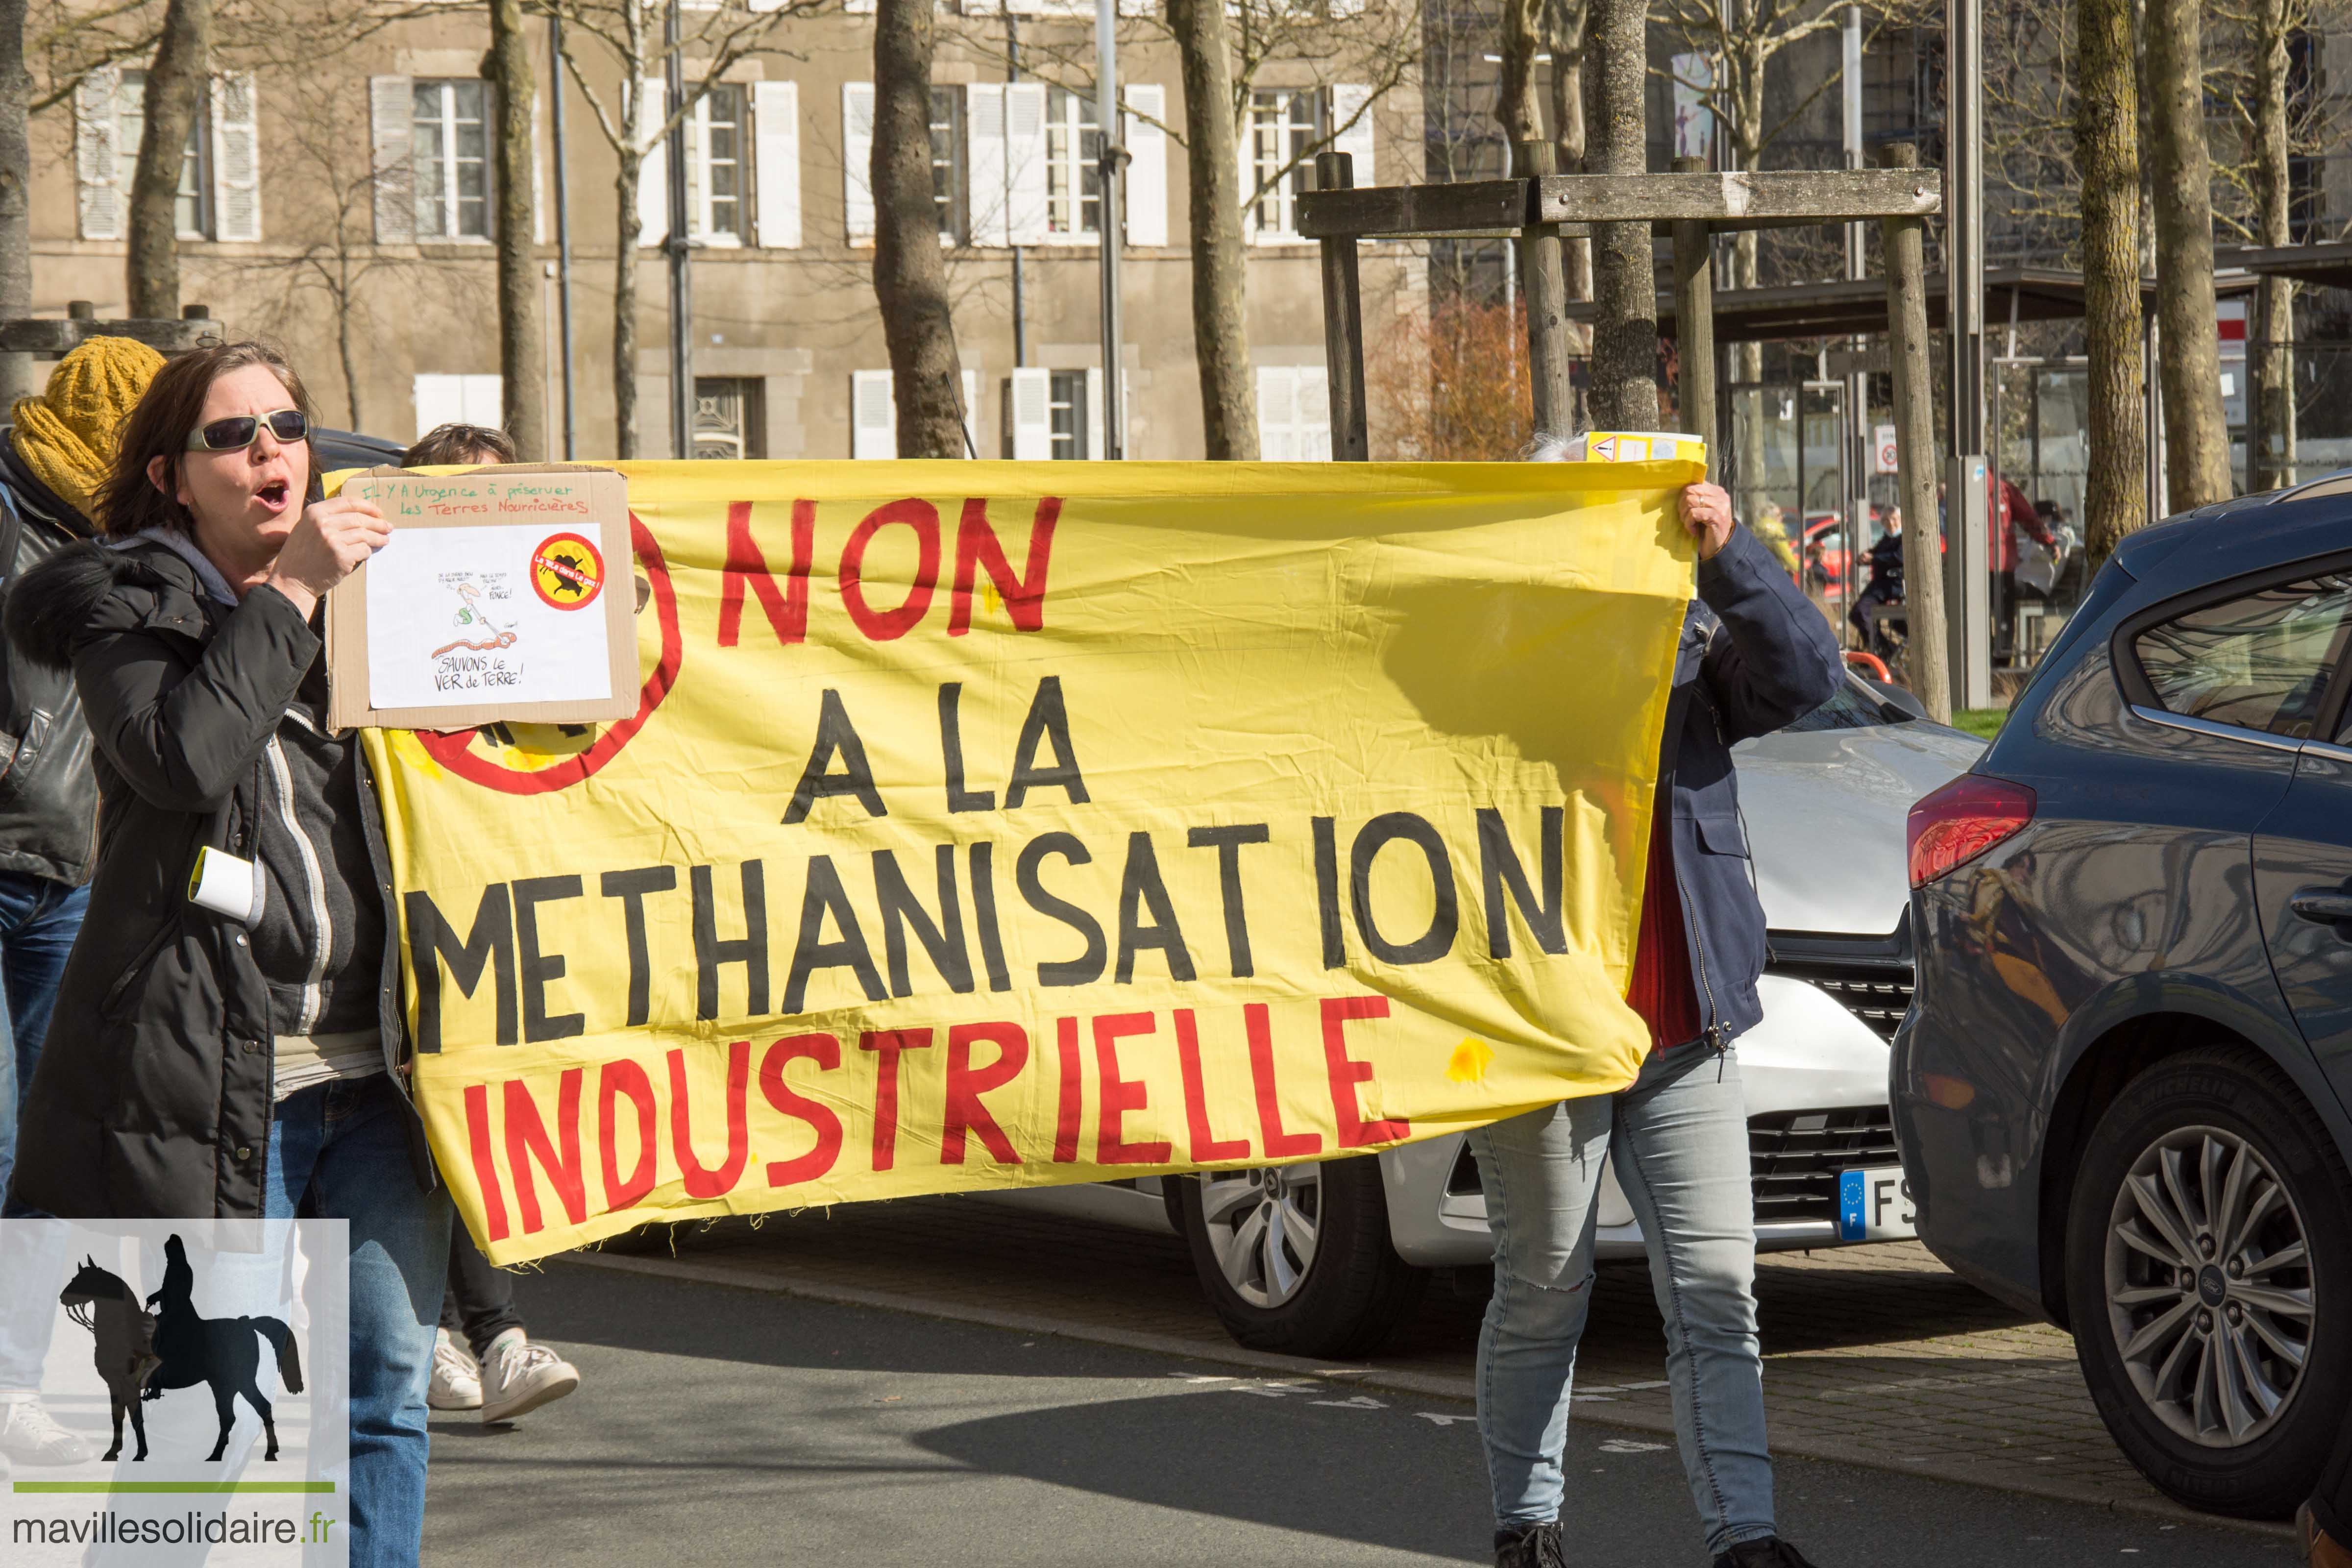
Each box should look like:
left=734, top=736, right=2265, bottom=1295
left=428, top=1328, right=483, bottom=1411
left=0, top=1396, right=93, bottom=1465
left=478, top=1329, right=578, bottom=1424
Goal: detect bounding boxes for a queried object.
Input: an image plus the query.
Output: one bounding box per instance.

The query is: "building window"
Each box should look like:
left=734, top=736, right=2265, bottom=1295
left=688, top=84, right=746, bottom=243
left=1044, top=86, right=1100, bottom=238
left=413, top=79, right=490, bottom=240
left=413, top=373, right=503, bottom=441
left=694, top=377, right=766, bottom=459
left=1250, top=89, right=1318, bottom=240
left=115, top=71, right=211, bottom=239
left=1048, top=369, right=1089, bottom=460
left=931, top=87, right=965, bottom=243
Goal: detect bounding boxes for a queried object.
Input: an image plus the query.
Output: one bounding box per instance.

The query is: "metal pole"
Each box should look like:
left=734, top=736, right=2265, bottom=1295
left=1843, top=0, right=1866, bottom=646
left=1094, top=0, right=1125, bottom=459
left=1946, top=0, right=1990, bottom=708
left=550, top=11, right=577, bottom=460
left=1007, top=5, right=1026, bottom=371
left=663, top=0, right=694, bottom=459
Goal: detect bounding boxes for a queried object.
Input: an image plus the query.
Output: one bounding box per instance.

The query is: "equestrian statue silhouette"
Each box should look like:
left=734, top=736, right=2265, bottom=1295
left=59, top=1235, right=303, bottom=1462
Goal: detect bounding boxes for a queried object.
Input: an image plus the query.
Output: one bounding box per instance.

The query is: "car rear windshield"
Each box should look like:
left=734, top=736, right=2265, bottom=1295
left=2132, top=573, right=2352, bottom=738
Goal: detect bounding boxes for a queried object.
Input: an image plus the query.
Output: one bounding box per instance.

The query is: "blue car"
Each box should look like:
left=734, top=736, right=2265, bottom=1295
left=1897, top=479, right=2352, bottom=1520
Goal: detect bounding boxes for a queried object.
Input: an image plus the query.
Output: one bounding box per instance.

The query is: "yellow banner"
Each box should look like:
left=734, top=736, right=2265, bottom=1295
left=357, top=460, right=1700, bottom=1264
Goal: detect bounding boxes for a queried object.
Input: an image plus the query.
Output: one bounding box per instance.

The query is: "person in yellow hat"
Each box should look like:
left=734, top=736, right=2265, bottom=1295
left=0, top=334, right=163, bottom=1469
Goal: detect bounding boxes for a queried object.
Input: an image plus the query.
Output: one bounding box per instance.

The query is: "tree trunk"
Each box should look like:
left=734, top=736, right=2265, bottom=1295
left=1169, top=0, right=1255, bottom=458
left=0, top=0, right=29, bottom=319
left=1883, top=144, right=1949, bottom=723
left=1583, top=0, right=1656, bottom=430
left=1544, top=0, right=1590, bottom=305
left=1497, top=0, right=1541, bottom=143
left=2248, top=0, right=2294, bottom=491
left=872, top=0, right=963, bottom=457
left=613, top=151, right=640, bottom=460
left=2077, top=0, right=2147, bottom=564
left=127, top=0, right=212, bottom=319
left=2144, top=0, right=2230, bottom=508
left=488, top=0, right=545, bottom=459
left=337, top=255, right=363, bottom=429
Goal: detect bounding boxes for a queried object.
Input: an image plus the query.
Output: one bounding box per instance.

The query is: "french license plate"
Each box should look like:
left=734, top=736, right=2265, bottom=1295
left=1838, top=1166, right=1916, bottom=1241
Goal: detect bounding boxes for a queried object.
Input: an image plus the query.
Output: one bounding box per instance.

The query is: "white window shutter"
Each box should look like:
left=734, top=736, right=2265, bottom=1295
left=211, top=73, right=261, bottom=241
left=965, top=83, right=1007, bottom=247
left=1009, top=368, right=1051, bottom=460
left=75, top=68, right=122, bottom=242
left=637, top=77, right=668, bottom=248
left=413, top=372, right=501, bottom=438
left=852, top=369, right=896, bottom=458
left=753, top=79, right=801, bottom=248
left=1085, top=367, right=1105, bottom=461
left=1123, top=85, right=1166, bottom=248
left=843, top=82, right=876, bottom=245
left=844, top=0, right=875, bottom=12
left=961, top=367, right=979, bottom=455
left=1004, top=82, right=1048, bottom=246
left=1332, top=84, right=1374, bottom=186
left=1256, top=366, right=1298, bottom=459
left=369, top=74, right=414, bottom=244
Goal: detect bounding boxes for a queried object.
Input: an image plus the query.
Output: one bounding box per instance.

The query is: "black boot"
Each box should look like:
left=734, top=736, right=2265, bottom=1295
left=1495, top=1521, right=1568, bottom=1568
left=1713, top=1539, right=1822, bottom=1568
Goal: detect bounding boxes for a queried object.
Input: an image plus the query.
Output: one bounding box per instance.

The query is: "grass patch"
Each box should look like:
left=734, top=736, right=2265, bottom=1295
left=1952, top=708, right=2008, bottom=740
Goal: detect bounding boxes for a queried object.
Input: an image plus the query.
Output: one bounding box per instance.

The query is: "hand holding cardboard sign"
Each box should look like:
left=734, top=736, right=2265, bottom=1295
left=265, top=494, right=392, bottom=617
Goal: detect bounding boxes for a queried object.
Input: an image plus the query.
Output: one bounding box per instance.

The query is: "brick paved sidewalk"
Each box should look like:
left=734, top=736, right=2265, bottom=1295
left=564, top=1195, right=2285, bottom=1539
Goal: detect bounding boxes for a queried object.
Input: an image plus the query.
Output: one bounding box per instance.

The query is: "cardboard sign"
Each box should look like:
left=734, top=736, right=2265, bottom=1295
left=325, top=466, right=636, bottom=731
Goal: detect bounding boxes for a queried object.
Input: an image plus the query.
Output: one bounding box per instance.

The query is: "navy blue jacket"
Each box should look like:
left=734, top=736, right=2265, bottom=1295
left=1664, top=522, right=1846, bottom=1046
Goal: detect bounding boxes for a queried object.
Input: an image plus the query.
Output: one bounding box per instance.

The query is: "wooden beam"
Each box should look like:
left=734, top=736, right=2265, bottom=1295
left=1314, top=152, right=1371, bottom=462
left=1297, top=180, right=1529, bottom=241
left=1882, top=141, right=1951, bottom=723
left=0, top=317, right=220, bottom=354
left=1535, top=169, right=1941, bottom=225
left=1670, top=156, right=1715, bottom=470
left=1515, top=141, right=1574, bottom=437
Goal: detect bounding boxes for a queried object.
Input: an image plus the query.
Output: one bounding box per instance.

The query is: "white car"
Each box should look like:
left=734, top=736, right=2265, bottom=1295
left=985, top=676, right=1986, bottom=1357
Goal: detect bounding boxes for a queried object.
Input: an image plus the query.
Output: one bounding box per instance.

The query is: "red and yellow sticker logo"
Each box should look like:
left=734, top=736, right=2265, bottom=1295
left=531, top=532, right=605, bottom=610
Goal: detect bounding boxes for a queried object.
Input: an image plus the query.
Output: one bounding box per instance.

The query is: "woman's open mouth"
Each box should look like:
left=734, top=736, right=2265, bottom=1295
left=256, top=479, right=291, bottom=512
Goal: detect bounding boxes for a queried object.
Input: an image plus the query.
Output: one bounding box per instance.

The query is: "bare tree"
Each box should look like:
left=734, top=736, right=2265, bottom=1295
left=549, top=0, right=812, bottom=457
left=2243, top=0, right=2295, bottom=490
left=487, top=0, right=544, bottom=458
left=1165, top=0, right=1252, bottom=456
left=1544, top=0, right=1589, bottom=302
left=0, top=0, right=29, bottom=325
left=871, top=0, right=961, bottom=456
left=2145, top=0, right=2230, bottom=508
left=1584, top=0, right=1654, bottom=428
left=2077, top=0, right=2146, bottom=562
left=126, top=0, right=211, bottom=318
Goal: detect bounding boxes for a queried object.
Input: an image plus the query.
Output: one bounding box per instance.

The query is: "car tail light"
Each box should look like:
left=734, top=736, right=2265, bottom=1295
left=1907, top=775, right=2036, bottom=888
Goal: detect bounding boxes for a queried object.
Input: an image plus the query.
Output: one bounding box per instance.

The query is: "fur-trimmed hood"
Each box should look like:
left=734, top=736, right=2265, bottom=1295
left=3, top=537, right=205, bottom=672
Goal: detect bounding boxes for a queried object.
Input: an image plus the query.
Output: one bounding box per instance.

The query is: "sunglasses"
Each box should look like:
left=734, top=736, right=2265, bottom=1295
left=185, top=409, right=311, bottom=452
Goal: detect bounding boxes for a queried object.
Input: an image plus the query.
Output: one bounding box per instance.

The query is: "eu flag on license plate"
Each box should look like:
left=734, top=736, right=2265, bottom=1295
left=1838, top=1170, right=1866, bottom=1241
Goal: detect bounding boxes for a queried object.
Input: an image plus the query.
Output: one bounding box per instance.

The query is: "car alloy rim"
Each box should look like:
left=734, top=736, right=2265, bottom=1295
left=2103, top=1124, right=2314, bottom=1448
left=1197, top=1165, right=1322, bottom=1309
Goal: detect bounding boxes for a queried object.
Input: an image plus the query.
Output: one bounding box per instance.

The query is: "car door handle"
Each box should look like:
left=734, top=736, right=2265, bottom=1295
left=2289, top=888, right=2352, bottom=926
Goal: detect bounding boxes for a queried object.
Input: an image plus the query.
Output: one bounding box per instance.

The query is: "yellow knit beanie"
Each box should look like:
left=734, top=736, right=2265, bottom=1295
left=10, top=335, right=168, bottom=527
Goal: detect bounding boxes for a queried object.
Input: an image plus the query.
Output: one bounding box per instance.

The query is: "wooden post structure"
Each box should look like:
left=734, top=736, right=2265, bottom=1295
left=1315, top=152, right=1370, bottom=461
left=1670, top=155, right=1715, bottom=470
left=1513, top=139, right=1574, bottom=437
left=1881, top=141, right=1951, bottom=723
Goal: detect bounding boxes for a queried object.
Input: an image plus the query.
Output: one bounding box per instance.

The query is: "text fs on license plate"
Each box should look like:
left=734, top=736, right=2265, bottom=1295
left=1838, top=1166, right=1916, bottom=1241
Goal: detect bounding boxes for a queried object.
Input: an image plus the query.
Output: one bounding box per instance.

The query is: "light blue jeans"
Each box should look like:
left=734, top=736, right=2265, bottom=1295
left=1469, top=1045, right=1774, bottom=1555
left=267, top=1075, right=451, bottom=1568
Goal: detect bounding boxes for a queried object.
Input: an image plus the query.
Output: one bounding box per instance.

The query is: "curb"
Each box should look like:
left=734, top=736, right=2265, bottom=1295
left=558, top=1250, right=2290, bottom=1541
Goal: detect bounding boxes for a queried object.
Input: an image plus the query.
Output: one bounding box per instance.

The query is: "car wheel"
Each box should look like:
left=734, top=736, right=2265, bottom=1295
left=2065, top=1046, right=2352, bottom=1519
left=1176, top=1156, right=1427, bottom=1359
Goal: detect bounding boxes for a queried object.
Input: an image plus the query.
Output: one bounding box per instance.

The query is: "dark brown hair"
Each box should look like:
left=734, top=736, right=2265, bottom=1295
left=96, top=341, right=315, bottom=540
left=402, top=423, right=517, bottom=468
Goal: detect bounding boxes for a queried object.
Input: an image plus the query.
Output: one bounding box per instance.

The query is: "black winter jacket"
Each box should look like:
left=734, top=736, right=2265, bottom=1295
left=1664, top=523, right=1847, bottom=1047
left=0, top=539, right=433, bottom=1220
left=0, top=432, right=101, bottom=884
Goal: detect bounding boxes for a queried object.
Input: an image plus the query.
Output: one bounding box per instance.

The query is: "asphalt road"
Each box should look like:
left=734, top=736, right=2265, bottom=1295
left=420, top=1262, right=2296, bottom=1568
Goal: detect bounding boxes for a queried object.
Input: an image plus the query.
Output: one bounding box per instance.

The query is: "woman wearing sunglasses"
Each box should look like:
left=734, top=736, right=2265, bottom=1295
left=2, top=342, right=444, bottom=1567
